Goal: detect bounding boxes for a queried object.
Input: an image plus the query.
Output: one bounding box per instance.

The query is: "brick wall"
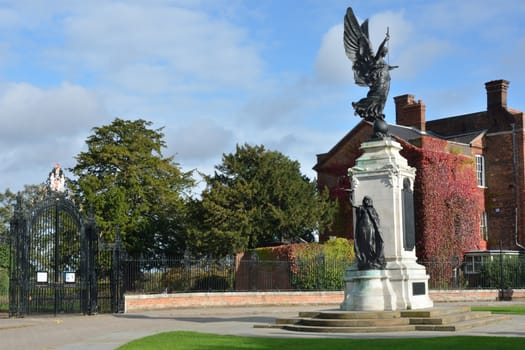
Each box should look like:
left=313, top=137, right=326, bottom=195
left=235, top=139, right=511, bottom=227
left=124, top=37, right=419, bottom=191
left=485, top=132, right=517, bottom=248
left=125, top=291, right=344, bottom=312
left=125, top=289, right=525, bottom=312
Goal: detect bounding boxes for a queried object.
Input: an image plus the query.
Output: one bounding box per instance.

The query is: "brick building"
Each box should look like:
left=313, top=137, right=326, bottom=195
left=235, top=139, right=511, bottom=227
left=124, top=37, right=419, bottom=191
left=315, top=79, right=525, bottom=255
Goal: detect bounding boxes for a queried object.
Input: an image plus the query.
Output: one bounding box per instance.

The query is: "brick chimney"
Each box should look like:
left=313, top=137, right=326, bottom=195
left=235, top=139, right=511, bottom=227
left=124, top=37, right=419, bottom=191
left=394, top=94, right=426, bottom=131
left=485, top=79, right=509, bottom=112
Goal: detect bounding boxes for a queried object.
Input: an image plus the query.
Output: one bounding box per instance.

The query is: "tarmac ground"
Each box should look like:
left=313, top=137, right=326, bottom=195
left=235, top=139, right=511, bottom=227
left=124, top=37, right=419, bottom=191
left=0, top=302, right=524, bottom=350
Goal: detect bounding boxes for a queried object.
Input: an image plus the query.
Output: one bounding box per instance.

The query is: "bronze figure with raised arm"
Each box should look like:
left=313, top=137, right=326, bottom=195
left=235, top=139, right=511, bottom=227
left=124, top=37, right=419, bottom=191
left=344, top=7, right=398, bottom=139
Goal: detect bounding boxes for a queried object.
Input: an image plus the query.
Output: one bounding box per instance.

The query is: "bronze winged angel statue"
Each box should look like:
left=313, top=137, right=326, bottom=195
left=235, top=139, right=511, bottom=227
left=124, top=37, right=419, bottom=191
left=344, top=7, right=398, bottom=139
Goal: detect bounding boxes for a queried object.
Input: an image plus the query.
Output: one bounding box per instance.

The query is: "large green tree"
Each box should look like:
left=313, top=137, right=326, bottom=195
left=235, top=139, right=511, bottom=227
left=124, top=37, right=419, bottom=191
left=72, top=118, right=194, bottom=257
left=189, top=144, right=335, bottom=257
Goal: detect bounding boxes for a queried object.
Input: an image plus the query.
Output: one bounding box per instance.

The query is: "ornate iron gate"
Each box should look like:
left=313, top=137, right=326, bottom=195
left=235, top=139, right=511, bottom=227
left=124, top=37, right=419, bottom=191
left=9, top=193, right=91, bottom=316
left=8, top=165, right=100, bottom=316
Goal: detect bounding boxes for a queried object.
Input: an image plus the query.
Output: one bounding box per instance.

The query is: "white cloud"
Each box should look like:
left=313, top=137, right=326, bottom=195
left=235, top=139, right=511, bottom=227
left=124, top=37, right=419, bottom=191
left=169, top=119, right=235, bottom=162
left=58, top=2, right=263, bottom=93
left=0, top=82, right=107, bottom=142
left=0, top=82, right=107, bottom=190
left=314, top=24, right=353, bottom=85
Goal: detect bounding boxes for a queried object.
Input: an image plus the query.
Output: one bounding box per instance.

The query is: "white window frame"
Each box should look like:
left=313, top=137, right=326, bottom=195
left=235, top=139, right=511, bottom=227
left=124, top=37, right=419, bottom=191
left=480, top=212, right=488, bottom=241
left=475, top=155, right=486, bottom=188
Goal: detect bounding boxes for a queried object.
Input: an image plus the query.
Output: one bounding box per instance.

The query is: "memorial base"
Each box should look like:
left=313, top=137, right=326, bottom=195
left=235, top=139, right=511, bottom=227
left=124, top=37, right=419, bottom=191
left=347, top=138, right=433, bottom=310
left=340, top=265, right=396, bottom=311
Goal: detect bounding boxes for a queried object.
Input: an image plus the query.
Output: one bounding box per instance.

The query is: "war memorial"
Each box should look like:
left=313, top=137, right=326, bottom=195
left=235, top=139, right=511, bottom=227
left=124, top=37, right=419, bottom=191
left=266, top=7, right=510, bottom=333
left=338, top=6, right=433, bottom=312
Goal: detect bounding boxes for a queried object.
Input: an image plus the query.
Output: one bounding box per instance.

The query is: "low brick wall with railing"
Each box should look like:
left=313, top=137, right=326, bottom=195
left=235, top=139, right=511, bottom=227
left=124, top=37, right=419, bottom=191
left=124, top=289, right=525, bottom=312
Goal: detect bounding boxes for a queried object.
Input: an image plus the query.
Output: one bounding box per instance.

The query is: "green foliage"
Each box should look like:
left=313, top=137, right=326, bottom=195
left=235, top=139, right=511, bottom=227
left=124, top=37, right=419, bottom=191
left=0, top=267, right=7, bottom=291
left=0, top=189, right=16, bottom=246
left=0, top=244, right=8, bottom=270
left=478, top=256, right=524, bottom=288
left=288, top=238, right=354, bottom=290
left=160, top=263, right=234, bottom=293
left=193, top=144, right=336, bottom=257
left=322, top=237, right=355, bottom=261
left=254, top=246, right=290, bottom=261
left=0, top=267, right=7, bottom=312
left=72, top=118, right=194, bottom=257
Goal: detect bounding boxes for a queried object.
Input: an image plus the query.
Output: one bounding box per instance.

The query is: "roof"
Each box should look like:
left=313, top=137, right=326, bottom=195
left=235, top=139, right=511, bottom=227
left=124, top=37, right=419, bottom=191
left=388, top=124, right=426, bottom=141
left=314, top=120, right=480, bottom=171
left=441, top=130, right=487, bottom=145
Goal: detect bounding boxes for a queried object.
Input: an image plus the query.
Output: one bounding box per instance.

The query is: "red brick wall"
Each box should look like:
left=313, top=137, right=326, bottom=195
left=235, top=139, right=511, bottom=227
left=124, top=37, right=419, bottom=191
left=485, top=132, right=516, bottom=248
left=124, top=289, right=525, bottom=312
left=125, top=291, right=344, bottom=312
left=234, top=253, right=292, bottom=291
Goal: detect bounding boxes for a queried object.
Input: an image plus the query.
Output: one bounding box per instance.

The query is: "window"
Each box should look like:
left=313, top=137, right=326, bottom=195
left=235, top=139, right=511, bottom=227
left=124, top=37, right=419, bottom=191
left=480, top=212, right=488, bottom=240
left=463, top=255, right=483, bottom=274
left=475, top=155, right=485, bottom=187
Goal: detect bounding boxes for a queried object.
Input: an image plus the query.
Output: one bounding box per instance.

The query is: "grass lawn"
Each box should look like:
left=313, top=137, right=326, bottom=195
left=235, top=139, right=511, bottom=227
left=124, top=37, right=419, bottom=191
left=471, top=305, right=525, bottom=315
left=117, top=331, right=524, bottom=350
left=118, top=305, right=525, bottom=350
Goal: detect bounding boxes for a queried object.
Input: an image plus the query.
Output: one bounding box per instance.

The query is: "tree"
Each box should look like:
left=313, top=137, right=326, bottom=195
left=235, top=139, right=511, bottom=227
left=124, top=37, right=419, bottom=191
left=71, top=118, right=194, bottom=257
left=0, top=190, right=15, bottom=270
left=0, top=189, right=15, bottom=247
left=190, top=144, right=335, bottom=257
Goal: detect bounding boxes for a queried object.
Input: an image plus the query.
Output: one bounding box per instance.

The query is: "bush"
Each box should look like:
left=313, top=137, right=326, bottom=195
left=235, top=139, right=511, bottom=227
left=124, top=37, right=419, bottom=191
left=0, top=244, right=8, bottom=270
left=161, top=261, right=234, bottom=293
left=192, top=275, right=231, bottom=291
left=0, top=268, right=8, bottom=312
left=161, top=266, right=190, bottom=293
left=479, top=257, right=524, bottom=289
left=290, top=238, right=354, bottom=290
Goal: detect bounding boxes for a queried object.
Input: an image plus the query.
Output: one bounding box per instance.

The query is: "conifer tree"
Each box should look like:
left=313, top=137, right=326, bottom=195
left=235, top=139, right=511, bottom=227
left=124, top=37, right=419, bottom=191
left=72, top=118, right=194, bottom=257
left=189, top=144, right=335, bottom=257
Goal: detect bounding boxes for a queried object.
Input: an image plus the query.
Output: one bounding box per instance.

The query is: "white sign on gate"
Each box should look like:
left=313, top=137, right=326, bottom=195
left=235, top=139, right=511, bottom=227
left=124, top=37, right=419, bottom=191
left=36, top=271, right=48, bottom=283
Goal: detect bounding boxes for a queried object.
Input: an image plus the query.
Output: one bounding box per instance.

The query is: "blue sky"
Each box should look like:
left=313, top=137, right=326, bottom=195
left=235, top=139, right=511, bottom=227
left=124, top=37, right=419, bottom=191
left=1, top=0, right=525, bottom=193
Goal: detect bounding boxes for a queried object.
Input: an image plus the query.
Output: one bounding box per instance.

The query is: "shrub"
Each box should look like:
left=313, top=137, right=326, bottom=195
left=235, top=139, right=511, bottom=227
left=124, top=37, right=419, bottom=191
left=290, top=238, right=354, bottom=290
left=0, top=268, right=8, bottom=312
left=479, top=257, right=524, bottom=289
left=161, top=266, right=190, bottom=293
left=192, top=275, right=231, bottom=291
left=161, top=261, right=234, bottom=293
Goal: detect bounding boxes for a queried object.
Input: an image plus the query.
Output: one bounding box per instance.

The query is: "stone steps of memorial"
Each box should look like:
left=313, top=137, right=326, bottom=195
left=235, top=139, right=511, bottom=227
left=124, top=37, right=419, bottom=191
left=260, top=306, right=510, bottom=333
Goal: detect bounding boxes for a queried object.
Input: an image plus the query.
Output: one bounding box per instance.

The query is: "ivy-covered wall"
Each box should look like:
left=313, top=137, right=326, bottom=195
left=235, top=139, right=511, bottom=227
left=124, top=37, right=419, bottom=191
left=399, top=136, right=484, bottom=261
left=316, top=122, right=484, bottom=270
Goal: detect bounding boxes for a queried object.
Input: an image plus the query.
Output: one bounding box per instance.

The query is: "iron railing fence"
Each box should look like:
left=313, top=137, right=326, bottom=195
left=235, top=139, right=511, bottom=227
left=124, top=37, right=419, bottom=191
left=419, top=258, right=525, bottom=290
left=121, top=257, right=525, bottom=294
left=0, top=267, right=8, bottom=312
left=3, top=258, right=523, bottom=305
left=0, top=286, right=7, bottom=312
left=121, top=256, right=354, bottom=294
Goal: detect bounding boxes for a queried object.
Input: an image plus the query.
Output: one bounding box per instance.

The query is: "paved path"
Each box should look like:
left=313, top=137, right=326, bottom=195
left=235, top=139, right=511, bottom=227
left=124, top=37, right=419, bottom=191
left=1, top=303, right=524, bottom=350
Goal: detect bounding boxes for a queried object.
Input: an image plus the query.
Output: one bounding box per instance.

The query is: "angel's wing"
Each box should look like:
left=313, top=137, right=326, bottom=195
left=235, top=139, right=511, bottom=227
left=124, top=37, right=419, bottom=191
left=344, top=7, right=374, bottom=87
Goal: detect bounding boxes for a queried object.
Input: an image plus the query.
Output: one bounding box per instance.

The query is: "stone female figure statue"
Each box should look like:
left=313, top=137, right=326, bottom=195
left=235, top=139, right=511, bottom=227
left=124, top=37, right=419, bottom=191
left=352, top=196, right=386, bottom=270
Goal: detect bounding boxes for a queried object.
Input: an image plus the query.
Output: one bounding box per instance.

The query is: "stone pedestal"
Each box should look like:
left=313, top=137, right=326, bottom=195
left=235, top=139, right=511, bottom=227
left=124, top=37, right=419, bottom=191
left=343, top=138, right=433, bottom=310
left=340, top=265, right=396, bottom=311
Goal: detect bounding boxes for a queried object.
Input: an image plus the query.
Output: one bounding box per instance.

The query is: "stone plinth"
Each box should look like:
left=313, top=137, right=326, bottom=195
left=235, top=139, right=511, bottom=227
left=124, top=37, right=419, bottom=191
left=346, top=138, right=433, bottom=310
left=340, top=265, right=396, bottom=311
